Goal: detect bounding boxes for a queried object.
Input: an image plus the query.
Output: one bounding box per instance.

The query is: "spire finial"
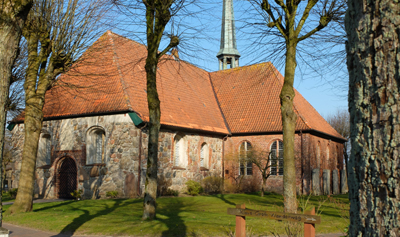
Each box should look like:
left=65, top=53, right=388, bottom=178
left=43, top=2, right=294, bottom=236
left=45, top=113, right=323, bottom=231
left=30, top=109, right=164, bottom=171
left=217, top=0, right=241, bottom=70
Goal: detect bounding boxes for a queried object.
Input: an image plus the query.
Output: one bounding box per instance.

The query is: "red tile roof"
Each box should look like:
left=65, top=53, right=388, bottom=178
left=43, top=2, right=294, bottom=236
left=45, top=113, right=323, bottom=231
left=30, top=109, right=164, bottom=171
left=13, top=31, right=344, bottom=141
left=15, top=31, right=229, bottom=134
left=210, top=63, right=345, bottom=140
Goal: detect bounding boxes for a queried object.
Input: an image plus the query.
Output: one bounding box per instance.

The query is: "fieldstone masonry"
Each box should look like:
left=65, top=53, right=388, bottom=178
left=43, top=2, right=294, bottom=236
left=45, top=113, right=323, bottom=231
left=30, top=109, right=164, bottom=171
left=10, top=114, right=223, bottom=199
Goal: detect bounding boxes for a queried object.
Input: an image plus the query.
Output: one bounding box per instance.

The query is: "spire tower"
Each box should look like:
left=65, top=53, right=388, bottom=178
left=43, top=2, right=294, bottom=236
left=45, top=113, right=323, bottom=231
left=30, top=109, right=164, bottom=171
left=217, top=0, right=240, bottom=70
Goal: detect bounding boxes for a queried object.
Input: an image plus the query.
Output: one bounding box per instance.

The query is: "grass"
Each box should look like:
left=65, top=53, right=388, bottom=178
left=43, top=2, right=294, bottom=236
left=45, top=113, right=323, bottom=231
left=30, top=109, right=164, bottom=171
left=3, top=193, right=350, bottom=236
left=2, top=191, right=15, bottom=202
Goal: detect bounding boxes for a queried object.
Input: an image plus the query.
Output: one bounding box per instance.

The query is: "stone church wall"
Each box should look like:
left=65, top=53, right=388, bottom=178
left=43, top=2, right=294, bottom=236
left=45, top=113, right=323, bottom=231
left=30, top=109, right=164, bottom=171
left=10, top=114, right=224, bottom=199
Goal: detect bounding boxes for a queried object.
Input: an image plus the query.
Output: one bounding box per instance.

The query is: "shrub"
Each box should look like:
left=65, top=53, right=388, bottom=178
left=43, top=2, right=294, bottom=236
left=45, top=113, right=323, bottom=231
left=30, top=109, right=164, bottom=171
left=164, top=188, right=179, bottom=197
left=70, top=190, right=83, bottom=200
left=202, top=176, right=223, bottom=194
left=9, top=188, right=18, bottom=198
left=106, top=191, right=119, bottom=198
left=185, top=180, right=203, bottom=196
left=223, top=180, right=238, bottom=193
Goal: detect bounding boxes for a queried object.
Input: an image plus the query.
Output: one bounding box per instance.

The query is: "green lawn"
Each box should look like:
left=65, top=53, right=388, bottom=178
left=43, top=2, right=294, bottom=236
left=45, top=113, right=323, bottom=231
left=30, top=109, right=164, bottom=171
left=3, top=193, right=349, bottom=236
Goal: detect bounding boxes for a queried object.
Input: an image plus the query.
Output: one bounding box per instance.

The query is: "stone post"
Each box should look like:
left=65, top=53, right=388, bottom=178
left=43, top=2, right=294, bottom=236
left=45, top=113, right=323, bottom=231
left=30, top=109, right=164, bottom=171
left=332, top=169, right=339, bottom=194
left=312, top=168, right=320, bottom=195
left=323, top=169, right=331, bottom=195
left=0, top=227, right=9, bottom=237
left=340, top=169, right=348, bottom=194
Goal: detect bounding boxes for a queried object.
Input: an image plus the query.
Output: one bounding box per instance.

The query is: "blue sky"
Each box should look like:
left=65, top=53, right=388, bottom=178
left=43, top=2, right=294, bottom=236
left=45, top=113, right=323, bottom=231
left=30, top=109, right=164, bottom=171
left=114, top=0, right=349, bottom=118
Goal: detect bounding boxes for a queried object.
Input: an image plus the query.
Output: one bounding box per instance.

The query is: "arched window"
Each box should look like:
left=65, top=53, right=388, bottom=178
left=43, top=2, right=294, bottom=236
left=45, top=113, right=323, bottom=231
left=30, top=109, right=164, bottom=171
left=239, top=141, right=252, bottom=175
left=174, top=134, right=187, bottom=168
left=326, top=144, right=330, bottom=168
left=37, top=133, right=51, bottom=166
left=200, top=143, right=209, bottom=168
left=86, top=127, right=105, bottom=164
left=270, top=140, right=283, bottom=176
left=316, top=141, right=321, bottom=168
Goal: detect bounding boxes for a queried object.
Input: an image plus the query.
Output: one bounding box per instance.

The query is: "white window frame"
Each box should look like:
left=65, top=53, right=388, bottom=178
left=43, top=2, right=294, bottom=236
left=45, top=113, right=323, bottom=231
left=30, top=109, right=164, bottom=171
left=270, top=140, right=283, bottom=176
left=239, top=141, right=252, bottom=176
left=86, top=127, right=105, bottom=165
left=37, top=133, right=51, bottom=166
left=174, top=135, right=187, bottom=168
left=200, top=143, right=209, bottom=168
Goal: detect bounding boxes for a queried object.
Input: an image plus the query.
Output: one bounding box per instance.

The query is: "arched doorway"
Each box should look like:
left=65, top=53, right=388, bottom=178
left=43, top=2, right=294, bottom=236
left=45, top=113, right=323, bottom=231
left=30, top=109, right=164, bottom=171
left=57, top=157, right=77, bottom=199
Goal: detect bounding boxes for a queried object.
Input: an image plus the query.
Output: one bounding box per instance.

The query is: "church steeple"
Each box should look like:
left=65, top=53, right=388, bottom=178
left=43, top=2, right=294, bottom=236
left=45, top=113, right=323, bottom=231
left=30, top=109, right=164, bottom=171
left=217, top=0, right=240, bottom=70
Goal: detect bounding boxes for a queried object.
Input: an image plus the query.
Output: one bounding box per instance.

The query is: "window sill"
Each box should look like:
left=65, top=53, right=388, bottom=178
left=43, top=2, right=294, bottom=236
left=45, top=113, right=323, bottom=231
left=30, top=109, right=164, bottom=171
left=37, top=165, right=51, bottom=169
left=172, top=166, right=186, bottom=170
left=200, top=167, right=209, bottom=171
left=86, top=163, right=106, bottom=167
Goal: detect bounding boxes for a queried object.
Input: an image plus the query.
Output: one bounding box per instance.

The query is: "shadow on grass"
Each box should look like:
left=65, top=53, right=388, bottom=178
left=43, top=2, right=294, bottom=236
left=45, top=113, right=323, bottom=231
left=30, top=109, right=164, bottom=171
left=213, top=194, right=236, bottom=206
left=51, top=199, right=141, bottom=237
left=33, top=200, right=76, bottom=212
left=158, top=198, right=188, bottom=237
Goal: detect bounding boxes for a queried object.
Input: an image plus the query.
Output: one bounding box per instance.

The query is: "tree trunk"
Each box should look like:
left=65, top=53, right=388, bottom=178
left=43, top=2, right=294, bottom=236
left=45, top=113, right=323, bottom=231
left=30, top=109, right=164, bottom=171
left=7, top=31, right=50, bottom=214
left=345, top=0, right=400, bottom=235
left=281, top=40, right=298, bottom=214
left=142, top=52, right=161, bottom=220
left=0, top=0, right=32, bottom=223
left=7, top=102, right=43, bottom=213
left=261, top=178, right=266, bottom=197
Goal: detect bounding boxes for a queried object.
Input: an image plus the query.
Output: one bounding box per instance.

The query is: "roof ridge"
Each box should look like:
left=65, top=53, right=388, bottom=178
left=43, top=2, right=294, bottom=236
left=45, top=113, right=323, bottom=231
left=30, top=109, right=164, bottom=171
left=210, top=61, right=272, bottom=74
left=108, top=31, right=135, bottom=114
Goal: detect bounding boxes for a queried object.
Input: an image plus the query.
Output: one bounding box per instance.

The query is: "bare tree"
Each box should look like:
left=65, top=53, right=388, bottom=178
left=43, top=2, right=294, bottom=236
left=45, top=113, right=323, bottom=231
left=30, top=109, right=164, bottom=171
left=113, top=0, right=203, bottom=220
left=0, top=0, right=32, bottom=226
left=246, top=148, right=274, bottom=197
left=7, top=0, right=107, bottom=214
left=326, top=109, right=349, bottom=172
left=246, top=0, right=346, bottom=213
left=345, top=0, right=399, bottom=235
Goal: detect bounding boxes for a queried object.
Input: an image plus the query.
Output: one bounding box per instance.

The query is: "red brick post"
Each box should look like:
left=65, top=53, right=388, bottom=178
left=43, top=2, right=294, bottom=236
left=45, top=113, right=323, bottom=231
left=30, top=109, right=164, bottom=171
left=304, top=207, right=316, bottom=237
left=235, top=204, right=246, bottom=237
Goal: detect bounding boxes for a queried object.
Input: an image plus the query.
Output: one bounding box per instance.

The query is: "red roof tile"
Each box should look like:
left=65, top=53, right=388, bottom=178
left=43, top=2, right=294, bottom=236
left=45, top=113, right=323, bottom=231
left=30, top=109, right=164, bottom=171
left=15, top=32, right=229, bottom=134
left=13, top=31, right=344, bottom=141
left=210, top=63, right=345, bottom=140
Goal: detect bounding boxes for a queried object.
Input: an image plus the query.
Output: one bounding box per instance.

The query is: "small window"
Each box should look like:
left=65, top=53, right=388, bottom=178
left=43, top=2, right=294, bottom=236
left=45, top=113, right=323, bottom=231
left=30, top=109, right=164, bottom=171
left=239, top=141, right=252, bottom=175
left=270, top=140, right=283, bottom=176
left=200, top=143, right=209, bottom=168
left=37, top=133, right=51, bottom=166
left=174, top=135, right=187, bottom=168
left=326, top=145, right=330, bottom=168
left=316, top=141, right=321, bottom=168
left=87, top=127, right=105, bottom=164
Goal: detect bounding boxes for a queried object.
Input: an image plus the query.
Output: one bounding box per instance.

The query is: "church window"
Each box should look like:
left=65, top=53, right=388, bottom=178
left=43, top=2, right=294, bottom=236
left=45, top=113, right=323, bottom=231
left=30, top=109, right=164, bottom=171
left=87, top=127, right=105, bottom=164
left=316, top=142, right=321, bottom=168
left=37, top=133, right=51, bottom=166
left=326, top=145, right=330, bottom=168
left=270, top=140, right=283, bottom=176
left=200, top=143, right=209, bottom=168
left=239, top=141, right=252, bottom=175
left=174, top=135, right=187, bottom=168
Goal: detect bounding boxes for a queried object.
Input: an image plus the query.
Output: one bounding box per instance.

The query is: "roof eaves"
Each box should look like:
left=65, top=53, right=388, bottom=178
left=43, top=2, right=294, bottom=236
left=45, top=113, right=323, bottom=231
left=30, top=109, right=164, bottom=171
left=303, top=129, right=347, bottom=143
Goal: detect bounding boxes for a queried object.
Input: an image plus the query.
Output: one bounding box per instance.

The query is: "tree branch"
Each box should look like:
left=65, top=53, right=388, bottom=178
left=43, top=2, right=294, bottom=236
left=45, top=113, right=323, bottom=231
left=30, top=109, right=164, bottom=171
left=297, top=14, right=332, bottom=41
left=294, top=0, right=318, bottom=37
left=262, top=0, right=287, bottom=39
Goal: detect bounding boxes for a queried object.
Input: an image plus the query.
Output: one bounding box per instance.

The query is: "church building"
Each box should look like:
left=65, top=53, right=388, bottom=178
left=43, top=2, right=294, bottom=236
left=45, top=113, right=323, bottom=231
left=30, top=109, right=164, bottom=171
left=8, top=0, right=346, bottom=199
